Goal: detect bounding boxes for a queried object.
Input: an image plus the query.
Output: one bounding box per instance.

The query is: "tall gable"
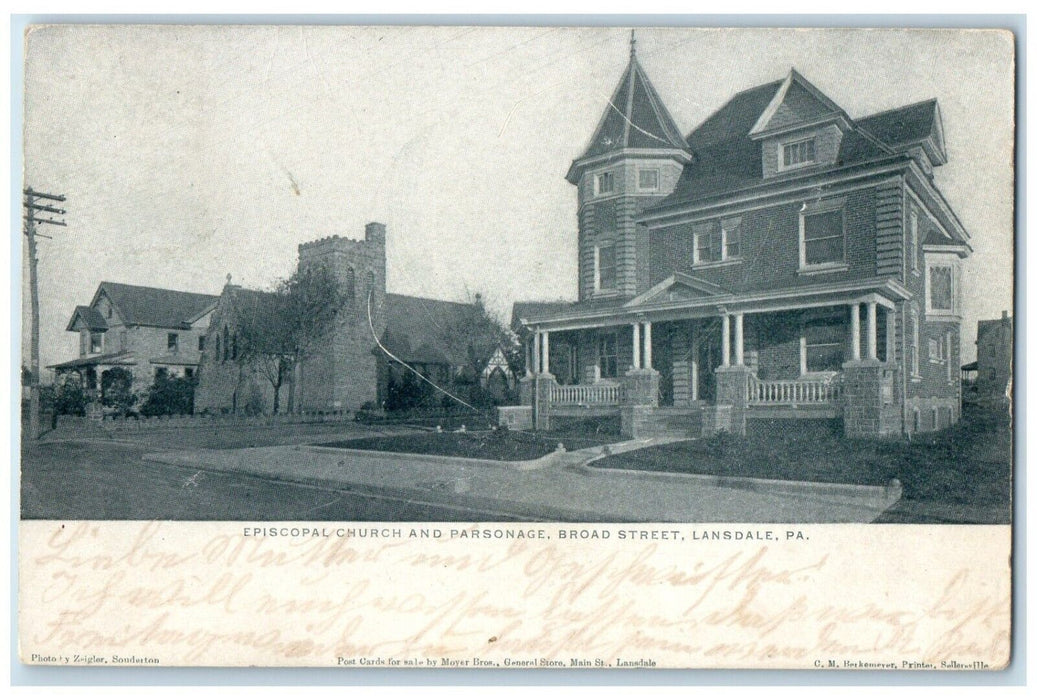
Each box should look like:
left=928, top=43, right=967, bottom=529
left=749, top=70, right=849, bottom=137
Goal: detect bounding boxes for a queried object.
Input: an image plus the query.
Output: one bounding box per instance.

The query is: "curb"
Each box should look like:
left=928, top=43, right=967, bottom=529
left=299, top=445, right=567, bottom=472
left=576, top=460, right=903, bottom=505
left=141, top=450, right=624, bottom=522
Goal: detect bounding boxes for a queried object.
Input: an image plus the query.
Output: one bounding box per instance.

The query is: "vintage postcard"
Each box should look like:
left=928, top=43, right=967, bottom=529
left=18, top=24, right=1014, bottom=670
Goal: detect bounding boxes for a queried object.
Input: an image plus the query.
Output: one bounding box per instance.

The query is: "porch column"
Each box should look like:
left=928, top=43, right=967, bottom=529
left=525, top=337, right=533, bottom=376
left=866, top=301, right=878, bottom=360
left=849, top=303, right=861, bottom=361
left=734, top=313, right=744, bottom=366
left=643, top=321, right=653, bottom=370
left=541, top=331, right=550, bottom=374
left=690, top=333, right=699, bottom=401
left=533, top=331, right=541, bottom=374
left=721, top=315, right=731, bottom=367
left=631, top=323, right=641, bottom=370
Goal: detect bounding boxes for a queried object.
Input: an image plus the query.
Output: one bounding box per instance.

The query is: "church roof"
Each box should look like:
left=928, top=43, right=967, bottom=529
left=568, top=39, right=689, bottom=182
left=382, top=293, right=481, bottom=367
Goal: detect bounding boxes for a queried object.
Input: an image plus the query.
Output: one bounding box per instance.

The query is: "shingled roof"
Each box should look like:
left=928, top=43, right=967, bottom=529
left=65, top=305, right=108, bottom=332
left=653, top=71, right=931, bottom=210
left=93, top=282, right=219, bottom=329
left=511, top=297, right=628, bottom=328
left=382, top=293, right=481, bottom=366
left=858, top=99, right=941, bottom=149
left=567, top=41, right=689, bottom=183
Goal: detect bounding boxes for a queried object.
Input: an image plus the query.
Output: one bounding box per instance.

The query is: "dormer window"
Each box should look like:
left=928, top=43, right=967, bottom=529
left=782, top=137, right=817, bottom=169
left=594, top=171, right=615, bottom=196
left=638, top=168, right=659, bottom=191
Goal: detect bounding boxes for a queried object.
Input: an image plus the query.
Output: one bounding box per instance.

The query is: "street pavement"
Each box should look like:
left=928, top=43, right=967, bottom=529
left=20, top=423, right=527, bottom=521
left=142, top=439, right=903, bottom=523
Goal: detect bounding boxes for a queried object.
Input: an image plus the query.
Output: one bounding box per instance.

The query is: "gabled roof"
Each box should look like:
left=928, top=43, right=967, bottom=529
left=625, top=272, right=729, bottom=308
left=65, top=305, right=108, bottom=332
left=651, top=70, right=928, bottom=211
left=857, top=99, right=946, bottom=164
left=383, top=293, right=480, bottom=366
left=567, top=42, right=689, bottom=182
left=749, top=69, right=851, bottom=138
left=91, top=282, right=219, bottom=330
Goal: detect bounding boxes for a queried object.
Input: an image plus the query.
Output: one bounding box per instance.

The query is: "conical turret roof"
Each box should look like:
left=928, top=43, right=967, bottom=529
left=567, top=38, right=689, bottom=183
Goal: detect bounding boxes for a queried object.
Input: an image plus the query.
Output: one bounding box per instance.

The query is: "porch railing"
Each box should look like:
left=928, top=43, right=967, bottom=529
left=749, top=373, right=843, bottom=405
left=549, top=381, right=622, bottom=406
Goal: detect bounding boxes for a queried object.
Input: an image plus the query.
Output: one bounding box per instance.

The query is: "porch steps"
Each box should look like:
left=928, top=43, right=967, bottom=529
left=636, top=407, right=704, bottom=439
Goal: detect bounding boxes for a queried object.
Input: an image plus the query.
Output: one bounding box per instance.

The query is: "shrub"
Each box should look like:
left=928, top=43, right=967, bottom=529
left=101, top=368, right=137, bottom=416
left=140, top=374, right=196, bottom=416
left=53, top=378, right=88, bottom=416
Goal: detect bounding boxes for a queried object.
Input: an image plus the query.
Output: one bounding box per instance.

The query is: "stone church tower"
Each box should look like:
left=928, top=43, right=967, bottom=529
left=566, top=34, right=692, bottom=301
left=296, top=222, right=387, bottom=411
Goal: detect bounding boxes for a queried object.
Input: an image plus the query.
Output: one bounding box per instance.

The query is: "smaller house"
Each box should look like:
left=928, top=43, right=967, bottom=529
left=50, top=282, right=219, bottom=396
left=972, top=311, right=1013, bottom=404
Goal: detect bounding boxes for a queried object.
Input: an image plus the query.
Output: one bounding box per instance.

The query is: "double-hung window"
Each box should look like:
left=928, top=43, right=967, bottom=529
left=928, top=265, right=954, bottom=313
left=594, top=171, right=615, bottom=196
left=782, top=137, right=817, bottom=169
left=595, top=243, right=616, bottom=292
left=802, top=318, right=844, bottom=373
left=638, top=168, right=659, bottom=191
left=693, top=217, right=742, bottom=265
left=799, top=200, right=846, bottom=270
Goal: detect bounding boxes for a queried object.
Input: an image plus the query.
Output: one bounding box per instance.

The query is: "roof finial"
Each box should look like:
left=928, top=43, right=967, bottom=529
left=630, top=29, right=637, bottom=58
left=226, top=273, right=232, bottom=286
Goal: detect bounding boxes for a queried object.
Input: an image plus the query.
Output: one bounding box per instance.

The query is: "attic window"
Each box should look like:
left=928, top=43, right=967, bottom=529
left=594, top=171, right=615, bottom=196
left=783, top=138, right=817, bottom=169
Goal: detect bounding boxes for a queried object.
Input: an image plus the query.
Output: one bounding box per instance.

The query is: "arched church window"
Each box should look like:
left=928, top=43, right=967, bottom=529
left=345, top=267, right=356, bottom=300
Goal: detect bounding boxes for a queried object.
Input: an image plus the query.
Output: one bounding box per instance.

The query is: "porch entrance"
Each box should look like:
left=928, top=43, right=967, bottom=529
left=696, top=321, right=722, bottom=402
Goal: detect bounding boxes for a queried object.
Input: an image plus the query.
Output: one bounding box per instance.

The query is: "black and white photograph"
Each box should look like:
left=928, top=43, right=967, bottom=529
left=16, top=22, right=1015, bottom=670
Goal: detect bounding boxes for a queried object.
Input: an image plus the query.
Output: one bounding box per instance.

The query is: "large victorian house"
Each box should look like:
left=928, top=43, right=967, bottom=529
left=513, top=41, right=970, bottom=438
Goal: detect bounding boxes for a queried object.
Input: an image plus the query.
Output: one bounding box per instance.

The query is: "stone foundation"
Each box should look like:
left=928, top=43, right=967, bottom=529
left=714, top=365, right=752, bottom=435
left=842, top=361, right=901, bottom=438
left=497, top=405, right=533, bottom=431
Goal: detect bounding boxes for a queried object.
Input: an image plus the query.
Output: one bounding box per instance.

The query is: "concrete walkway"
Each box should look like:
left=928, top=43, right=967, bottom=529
left=143, top=438, right=902, bottom=522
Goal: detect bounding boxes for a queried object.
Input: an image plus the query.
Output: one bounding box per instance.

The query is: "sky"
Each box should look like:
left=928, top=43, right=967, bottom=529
left=20, top=25, right=1015, bottom=370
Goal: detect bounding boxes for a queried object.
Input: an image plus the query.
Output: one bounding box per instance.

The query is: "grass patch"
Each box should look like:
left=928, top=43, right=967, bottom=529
left=322, top=429, right=608, bottom=462
left=593, top=405, right=1011, bottom=513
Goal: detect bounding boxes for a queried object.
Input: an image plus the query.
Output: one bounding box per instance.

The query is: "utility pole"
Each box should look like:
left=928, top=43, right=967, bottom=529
left=23, top=186, right=66, bottom=440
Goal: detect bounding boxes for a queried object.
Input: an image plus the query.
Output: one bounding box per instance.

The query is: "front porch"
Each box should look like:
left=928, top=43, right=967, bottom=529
left=516, top=295, right=901, bottom=438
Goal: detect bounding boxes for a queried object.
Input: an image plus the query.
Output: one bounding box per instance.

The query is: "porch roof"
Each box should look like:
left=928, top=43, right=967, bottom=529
left=521, top=276, right=911, bottom=331
left=49, top=351, right=136, bottom=370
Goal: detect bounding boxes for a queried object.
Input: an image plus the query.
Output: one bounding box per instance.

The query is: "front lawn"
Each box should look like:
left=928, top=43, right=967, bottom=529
left=592, top=405, right=1011, bottom=521
left=322, top=429, right=608, bottom=462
